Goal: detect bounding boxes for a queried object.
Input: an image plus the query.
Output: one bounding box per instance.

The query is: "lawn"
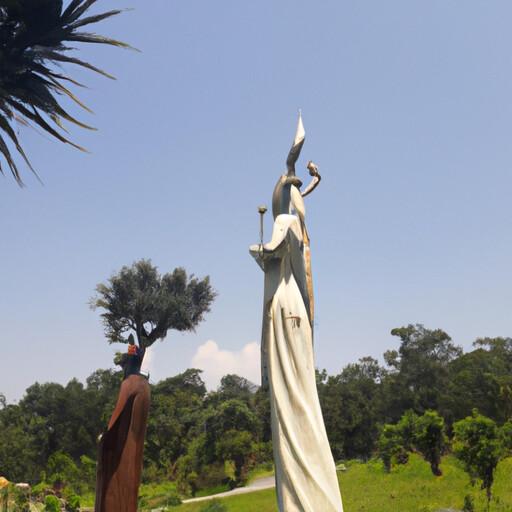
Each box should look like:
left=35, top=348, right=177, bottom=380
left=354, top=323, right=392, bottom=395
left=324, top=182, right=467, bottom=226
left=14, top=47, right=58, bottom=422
left=151, top=455, right=512, bottom=512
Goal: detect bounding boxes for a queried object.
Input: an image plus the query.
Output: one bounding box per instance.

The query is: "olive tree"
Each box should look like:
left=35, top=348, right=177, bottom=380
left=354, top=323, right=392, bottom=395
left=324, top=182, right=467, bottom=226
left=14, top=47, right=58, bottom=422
left=92, top=259, right=216, bottom=362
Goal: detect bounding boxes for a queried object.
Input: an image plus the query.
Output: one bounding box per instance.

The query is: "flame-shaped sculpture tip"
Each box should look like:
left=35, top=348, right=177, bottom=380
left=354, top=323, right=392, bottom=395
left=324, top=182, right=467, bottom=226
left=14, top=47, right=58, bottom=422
left=286, top=111, right=306, bottom=175
left=294, top=110, right=305, bottom=147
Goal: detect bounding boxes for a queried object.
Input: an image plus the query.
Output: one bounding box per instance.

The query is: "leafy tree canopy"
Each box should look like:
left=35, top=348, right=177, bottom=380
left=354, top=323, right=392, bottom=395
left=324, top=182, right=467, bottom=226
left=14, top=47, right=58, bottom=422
left=92, top=259, right=216, bottom=353
left=453, top=410, right=504, bottom=507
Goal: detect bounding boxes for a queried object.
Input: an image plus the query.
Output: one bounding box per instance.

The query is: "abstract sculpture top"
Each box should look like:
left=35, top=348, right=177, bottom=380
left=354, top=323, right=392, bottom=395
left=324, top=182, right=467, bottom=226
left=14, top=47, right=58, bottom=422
left=272, top=112, right=321, bottom=220
left=253, top=112, right=321, bottom=326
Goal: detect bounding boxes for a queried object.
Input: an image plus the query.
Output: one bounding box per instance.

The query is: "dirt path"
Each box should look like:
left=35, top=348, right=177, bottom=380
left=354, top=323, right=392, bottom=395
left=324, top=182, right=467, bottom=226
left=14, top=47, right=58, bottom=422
left=182, top=476, right=275, bottom=504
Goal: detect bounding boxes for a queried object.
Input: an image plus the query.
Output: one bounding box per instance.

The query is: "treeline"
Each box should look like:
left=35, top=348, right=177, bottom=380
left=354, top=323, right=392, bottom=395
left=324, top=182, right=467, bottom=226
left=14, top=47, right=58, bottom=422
left=316, top=325, right=512, bottom=461
left=0, top=324, right=511, bottom=498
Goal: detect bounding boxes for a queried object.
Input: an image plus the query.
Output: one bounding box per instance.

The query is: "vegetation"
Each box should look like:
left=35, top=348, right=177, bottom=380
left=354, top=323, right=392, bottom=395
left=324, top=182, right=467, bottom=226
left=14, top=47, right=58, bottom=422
left=0, top=0, right=131, bottom=185
left=44, top=495, right=60, bottom=512
left=92, top=259, right=216, bottom=363
left=453, top=410, right=505, bottom=509
left=1, top=324, right=511, bottom=508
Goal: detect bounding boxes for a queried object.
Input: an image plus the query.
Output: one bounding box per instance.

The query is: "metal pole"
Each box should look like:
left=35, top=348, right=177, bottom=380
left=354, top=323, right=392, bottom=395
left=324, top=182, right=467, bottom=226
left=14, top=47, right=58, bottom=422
left=258, top=205, right=267, bottom=255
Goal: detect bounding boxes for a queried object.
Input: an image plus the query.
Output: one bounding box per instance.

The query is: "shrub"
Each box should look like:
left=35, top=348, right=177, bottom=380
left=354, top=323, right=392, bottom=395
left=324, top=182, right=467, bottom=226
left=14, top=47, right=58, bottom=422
left=378, top=424, right=408, bottom=472
left=32, top=481, right=52, bottom=500
left=463, top=494, right=475, bottom=512
left=163, top=491, right=182, bottom=506
left=413, top=410, right=447, bottom=476
left=453, top=410, right=503, bottom=509
left=44, top=495, right=61, bottom=512
left=65, top=494, right=80, bottom=512
left=12, top=484, right=30, bottom=512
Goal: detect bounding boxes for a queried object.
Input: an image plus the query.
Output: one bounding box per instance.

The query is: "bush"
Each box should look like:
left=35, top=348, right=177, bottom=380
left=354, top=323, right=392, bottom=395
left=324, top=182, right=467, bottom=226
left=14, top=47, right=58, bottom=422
left=462, top=494, right=475, bottom=512
left=44, top=495, right=61, bottom=512
left=12, top=484, right=30, bottom=512
left=47, top=452, right=80, bottom=493
left=197, top=463, right=229, bottom=489
left=199, top=500, right=228, bottom=512
left=32, top=481, right=52, bottom=500
left=453, top=410, right=503, bottom=508
left=165, top=491, right=182, bottom=506
left=65, top=494, right=80, bottom=512
left=378, top=424, right=408, bottom=472
left=413, top=410, right=447, bottom=476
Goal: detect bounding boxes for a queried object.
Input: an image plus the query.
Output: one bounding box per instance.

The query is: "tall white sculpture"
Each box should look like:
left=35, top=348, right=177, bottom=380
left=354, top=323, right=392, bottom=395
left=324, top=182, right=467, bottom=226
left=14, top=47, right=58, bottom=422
left=250, top=114, right=344, bottom=512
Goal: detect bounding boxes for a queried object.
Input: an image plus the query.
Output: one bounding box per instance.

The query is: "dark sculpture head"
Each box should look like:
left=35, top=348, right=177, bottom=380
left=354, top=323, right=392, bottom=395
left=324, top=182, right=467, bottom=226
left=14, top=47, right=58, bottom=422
left=123, top=338, right=143, bottom=378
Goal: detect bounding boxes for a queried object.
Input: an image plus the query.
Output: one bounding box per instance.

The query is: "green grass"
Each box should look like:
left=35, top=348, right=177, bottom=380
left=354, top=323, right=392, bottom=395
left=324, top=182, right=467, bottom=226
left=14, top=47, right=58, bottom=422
left=146, top=455, right=512, bottom=512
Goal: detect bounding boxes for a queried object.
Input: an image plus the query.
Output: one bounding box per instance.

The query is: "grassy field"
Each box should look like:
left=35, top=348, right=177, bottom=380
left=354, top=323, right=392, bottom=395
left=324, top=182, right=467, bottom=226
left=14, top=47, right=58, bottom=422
left=152, top=454, right=512, bottom=512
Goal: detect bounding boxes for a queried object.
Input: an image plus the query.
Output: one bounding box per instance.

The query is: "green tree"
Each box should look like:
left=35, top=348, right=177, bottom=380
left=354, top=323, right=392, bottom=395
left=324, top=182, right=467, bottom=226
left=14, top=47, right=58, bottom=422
left=92, top=259, right=216, bottom=363
left=46, top=451, right=80, bottom=492
left=396, top=409, right=417, bottom=452
left=378, top=423, right=408, bottom=472
left=175, top=454, right=199, bottom=496
left=500, top=420, right=512, bottom=455
left=145, top=370, right=207, bottom=474
left=212, top=374, right=257, bottom=404
left=215, top=430, right=254, bottom=485
left=0, top=0, right=131, bottom=184
left=317, top=357, right=384, bottom=460
left=0, top=408, right=38, bottom=482
left=382, top=324, right=462, bottom=420
left=413, top=410, right=447, bottom=476
left=442, top=338, right=512, bottom=424
left=453, top=410, right=503, bottom=509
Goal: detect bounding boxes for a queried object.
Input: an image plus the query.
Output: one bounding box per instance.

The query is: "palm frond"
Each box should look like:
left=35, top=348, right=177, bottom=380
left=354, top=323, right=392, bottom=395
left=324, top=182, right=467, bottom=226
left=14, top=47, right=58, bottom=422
left=0, top=0, right=130, bottom=185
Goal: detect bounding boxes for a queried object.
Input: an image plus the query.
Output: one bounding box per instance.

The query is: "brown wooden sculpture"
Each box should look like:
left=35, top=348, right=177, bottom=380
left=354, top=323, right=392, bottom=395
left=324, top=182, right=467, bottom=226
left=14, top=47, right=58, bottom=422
left=95, top=345, right=150, bottom=512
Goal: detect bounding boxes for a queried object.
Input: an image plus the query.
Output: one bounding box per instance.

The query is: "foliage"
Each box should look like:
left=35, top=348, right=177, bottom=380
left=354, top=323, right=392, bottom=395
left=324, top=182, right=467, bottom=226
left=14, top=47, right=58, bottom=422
left=463, top=494, right=475, bottom=512
left=65, top=493, right=80, bottom=512
left=0, top=0, right=131, bottom=184
left=44, top=495, right=61, bottom=512
left=383, top=324, right=462, bottom=420
left=378, top=423, right=408, bottom=472
left=11, top=485, right=30, bottom=512
left=500, top=421, right=512, bottom=455
left=378, top=409, right=447, bottom=476
left=215, top=430, right=254, bottom=485
left=453, top=410, right=504, bottom=508
left=442, top=338, right=512, bottom=424
left=413, top=410, right=447, bottom=476
left=47, top=451, right=79, bottom=490
left=317, top=357, right=383, bottom=460
left=2, top=322, right=512, bottom=501
left=92, top=259, right=216, bottom=354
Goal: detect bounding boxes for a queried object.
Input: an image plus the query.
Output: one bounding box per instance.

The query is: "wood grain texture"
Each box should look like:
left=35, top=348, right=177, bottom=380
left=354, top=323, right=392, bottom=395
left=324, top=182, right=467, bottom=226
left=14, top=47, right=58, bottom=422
left=95, top=374, right=150, bottom=512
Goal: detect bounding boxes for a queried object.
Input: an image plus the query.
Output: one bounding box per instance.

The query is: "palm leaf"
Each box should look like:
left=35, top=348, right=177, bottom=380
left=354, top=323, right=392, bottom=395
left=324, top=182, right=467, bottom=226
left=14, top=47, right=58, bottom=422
left=67, top=10, right=122, bottom=29
left=0, top=0, right=130, bottom=185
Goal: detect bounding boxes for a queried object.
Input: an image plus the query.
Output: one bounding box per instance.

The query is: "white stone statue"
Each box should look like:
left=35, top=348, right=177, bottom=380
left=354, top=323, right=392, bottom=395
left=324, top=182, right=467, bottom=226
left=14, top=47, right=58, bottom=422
left=250, top=114, right=344, bottom=512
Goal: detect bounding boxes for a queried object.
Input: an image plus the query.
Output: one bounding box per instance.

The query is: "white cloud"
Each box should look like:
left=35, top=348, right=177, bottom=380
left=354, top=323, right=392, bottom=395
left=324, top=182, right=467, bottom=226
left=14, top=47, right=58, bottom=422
left=191, top=340, right=261, bottom=390
left=140, top=346, right=154, bottom=376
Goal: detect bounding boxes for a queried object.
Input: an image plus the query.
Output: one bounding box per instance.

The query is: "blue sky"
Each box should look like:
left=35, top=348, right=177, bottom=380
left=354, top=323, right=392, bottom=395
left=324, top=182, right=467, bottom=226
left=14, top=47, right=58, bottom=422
left=2, top=0, right=512, bottom=402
